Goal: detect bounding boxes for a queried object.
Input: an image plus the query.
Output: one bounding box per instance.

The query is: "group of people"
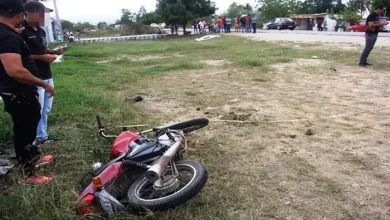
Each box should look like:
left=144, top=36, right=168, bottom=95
left=235, top=14, right=258, bottom=33
left=0, top=0, right=60, bottom=184
left=193, top=14, right=258, bottom=35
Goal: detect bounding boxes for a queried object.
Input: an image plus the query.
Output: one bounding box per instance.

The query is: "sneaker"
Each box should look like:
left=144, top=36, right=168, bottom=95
left=34, top=155, right=54, bottom=168
left=364, top=62, right=372, bottom=66
left=36, top=139, right=55, bottom=145
left=359, top=63, right=366, bottom=67
left=22, top=174, right=54, bottom=185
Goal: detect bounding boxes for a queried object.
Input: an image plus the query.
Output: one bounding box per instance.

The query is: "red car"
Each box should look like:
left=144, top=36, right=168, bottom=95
left=348, top=20, right=366, bottom=32
left=348, top=18, right=390, bottom=32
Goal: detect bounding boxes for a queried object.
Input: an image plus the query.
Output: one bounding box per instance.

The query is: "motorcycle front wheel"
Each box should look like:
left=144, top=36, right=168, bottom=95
left=127, top=161, right=208, bottom=211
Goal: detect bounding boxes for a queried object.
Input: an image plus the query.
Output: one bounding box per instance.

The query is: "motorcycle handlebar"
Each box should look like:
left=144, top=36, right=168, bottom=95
left=96, top=115, right=104, bottom=129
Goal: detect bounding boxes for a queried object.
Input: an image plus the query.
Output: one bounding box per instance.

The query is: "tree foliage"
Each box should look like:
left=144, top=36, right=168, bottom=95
left=258, top=0, right=298, bottom=20
left=156, top=0, right=216, bottom=31
left=118, top=9, right=137, bottom=25
left=138, top=12, right=162, bottom=25
left=258, top=0, right=350, bottom=20
left=60, top=20, right=74, bottom=30
left=226, top=2, right=254, bottom=18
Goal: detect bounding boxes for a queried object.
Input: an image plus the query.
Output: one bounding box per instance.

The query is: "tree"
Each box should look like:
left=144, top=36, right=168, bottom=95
left=73, top=22, right=95, bottom=32
left=138, top=12, right=162, bottom=25
left=61, top=20, right=74, bottom=30
left=138, top=5, right=147, bottom=17
left=329, top=9, right=362, bottom=30
left=243, top=3, right=253, bottom=12
left=97, top=22, right=108, bottom=29
left=227, top=3, right=245, bottom=18
left=346, top=0, right=371, bottom=15
left=258, top=0, right=298, bottom=20
left=156, top=0, right=216, bottom=32
left=120, top=9, right=137, bottom=24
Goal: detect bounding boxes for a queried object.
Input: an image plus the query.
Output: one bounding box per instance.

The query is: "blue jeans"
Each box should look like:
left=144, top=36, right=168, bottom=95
left=246, top=24, right=250, bottom=32
left=37, top=78, right=54, bottom=141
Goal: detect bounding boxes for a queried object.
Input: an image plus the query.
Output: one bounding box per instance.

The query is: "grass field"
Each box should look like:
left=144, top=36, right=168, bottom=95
left=1, top=35, right=390, bottom=220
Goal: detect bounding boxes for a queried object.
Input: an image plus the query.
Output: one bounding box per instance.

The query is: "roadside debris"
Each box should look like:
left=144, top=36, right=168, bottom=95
left=312, top=56, right=318, bottom=59
left=194, top=35, right=220, bottom=42
left=289, top=134, right=297, bottom=138
left=125, top=96, right=144, bottom=103
left=305, top=129, right=314, bottom=136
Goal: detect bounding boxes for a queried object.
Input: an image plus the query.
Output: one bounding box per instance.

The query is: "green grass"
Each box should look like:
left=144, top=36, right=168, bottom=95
left=0, top=35, right=387, bottom=220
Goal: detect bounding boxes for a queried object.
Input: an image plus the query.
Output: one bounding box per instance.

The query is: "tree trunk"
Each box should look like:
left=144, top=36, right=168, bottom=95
left=183, top=25, right=186, bottom=35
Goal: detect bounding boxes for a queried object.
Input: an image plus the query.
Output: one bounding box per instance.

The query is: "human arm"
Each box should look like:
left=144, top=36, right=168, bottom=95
left=0, top=53, right=54, bottom=97
left=44, top=47, right=63, bottom=55
left=368, top=21, right=388, bottom=28
left=367, top=15, right=388, bottom=28
left=0, top=36, right=54, bottom=96
left=31, top=54, right=57, bottom=63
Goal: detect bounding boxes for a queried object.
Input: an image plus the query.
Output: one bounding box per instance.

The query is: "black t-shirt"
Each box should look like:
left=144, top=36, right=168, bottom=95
left=241, top=17, right=246, bottom=25
left=366, top=12, right=379, bottom=35
left=0, top=22, right=39, bottom=94
left=20, top=21, right=52, bottom=80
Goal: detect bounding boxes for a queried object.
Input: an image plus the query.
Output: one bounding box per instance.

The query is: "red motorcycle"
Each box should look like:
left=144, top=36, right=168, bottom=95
left=76, top=116, right=209, bottom=215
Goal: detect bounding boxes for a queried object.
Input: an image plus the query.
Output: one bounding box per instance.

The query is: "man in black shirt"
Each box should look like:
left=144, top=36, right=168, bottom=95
left=0, top=0, right=55, bottom=184
left=359, top=4, right=388, bottom=67
left=21, top=1, right=62, bottom=145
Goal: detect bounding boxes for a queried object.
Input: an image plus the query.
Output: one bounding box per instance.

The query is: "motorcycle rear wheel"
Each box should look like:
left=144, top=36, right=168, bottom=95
left=155, top=118, right=209, bottom=137
left=127, top=161, right=208, bottom=211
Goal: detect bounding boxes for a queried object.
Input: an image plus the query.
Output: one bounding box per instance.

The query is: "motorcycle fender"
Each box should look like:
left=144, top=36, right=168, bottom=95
left=77, top=162, right=123, bottom=203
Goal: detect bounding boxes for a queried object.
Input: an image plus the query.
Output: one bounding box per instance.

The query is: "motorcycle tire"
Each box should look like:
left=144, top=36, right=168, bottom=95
left=127, top=161, right=208, bottom=211
left=155, top=118, right=209, bottom=137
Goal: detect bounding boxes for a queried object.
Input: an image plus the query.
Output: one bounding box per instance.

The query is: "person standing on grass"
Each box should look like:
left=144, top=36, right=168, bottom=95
left=359, top=4, right=388, bottom=67
left=221, top=16, right=225, bottom=33
left=226, top=17, right=231, bottom=33
left=245, top=15, right=251, bottom=33
left=235, top=15, right=240, bottom=32
left=193, top=21, right=198, bottom=34
left=252, top=15, right=258, bottom=33
left=21, top=1, right=63, bottom=145
left=198, top=19, right=203, bottom=34
left=216, top=17, right=222, bottom=33
left=210, top=16, right=215, bottom=33
left=241, top=16, right=246, bottom=33
left=76, top=30, right=80, bottom=41
left=0, top=0, right=55, bottom=184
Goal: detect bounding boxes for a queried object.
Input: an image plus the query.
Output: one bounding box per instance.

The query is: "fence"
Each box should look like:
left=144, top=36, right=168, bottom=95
left=76, top=34, right=167, bottom=44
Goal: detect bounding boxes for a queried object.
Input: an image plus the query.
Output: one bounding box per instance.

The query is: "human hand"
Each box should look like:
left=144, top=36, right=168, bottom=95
left=15, top=26, right=25, bottom=34
left=42, top=54, right=57, bottom=63
left=43, top=83, right=55, bottom=98
left=54, top=48, right=63, bottom=55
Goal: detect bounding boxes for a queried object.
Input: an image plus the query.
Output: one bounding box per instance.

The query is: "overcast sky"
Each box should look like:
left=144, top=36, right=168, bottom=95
left=42, top=0, right=257, bottom=24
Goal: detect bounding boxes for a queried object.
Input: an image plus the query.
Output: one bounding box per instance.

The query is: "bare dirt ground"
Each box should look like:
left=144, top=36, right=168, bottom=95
left=234, top=31, right=390, bottom=49
left=129, top=48, right=390, bottom=219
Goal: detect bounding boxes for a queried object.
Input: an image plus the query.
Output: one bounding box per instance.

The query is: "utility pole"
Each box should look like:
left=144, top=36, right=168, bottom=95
left=52, top=0, right=63, bottom=42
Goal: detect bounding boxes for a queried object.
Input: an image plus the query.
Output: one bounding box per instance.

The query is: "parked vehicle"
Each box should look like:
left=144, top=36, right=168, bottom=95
left=76, top=116, right=209, bottom=215
left=348, top=18, right=390, bottom=32
left=347, top=20, right=366, bottom=32
left=266, top=18, right=296, bottom=30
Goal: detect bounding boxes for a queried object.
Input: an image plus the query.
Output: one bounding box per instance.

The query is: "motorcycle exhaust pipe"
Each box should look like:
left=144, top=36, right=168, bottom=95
left=145, top=132, right=183, bottom=182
